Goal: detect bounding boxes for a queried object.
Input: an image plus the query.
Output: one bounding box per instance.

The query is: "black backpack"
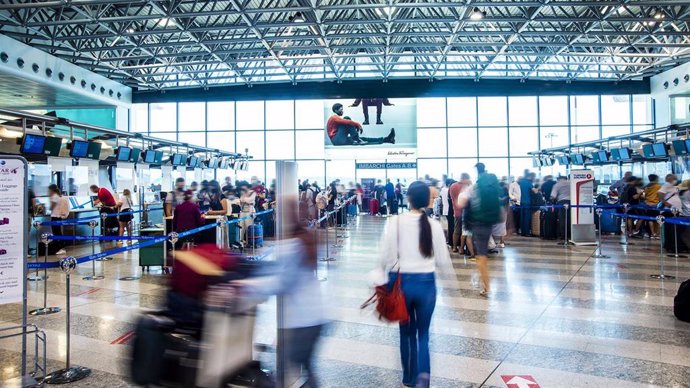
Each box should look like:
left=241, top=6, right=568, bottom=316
left=674, top=279, right=690, bottom=322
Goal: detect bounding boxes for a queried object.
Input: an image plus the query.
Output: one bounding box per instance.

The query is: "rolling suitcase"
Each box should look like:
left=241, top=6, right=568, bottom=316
left=370, top=198, right=379, bottom=215
left=540, top=208, right=558, bottom=240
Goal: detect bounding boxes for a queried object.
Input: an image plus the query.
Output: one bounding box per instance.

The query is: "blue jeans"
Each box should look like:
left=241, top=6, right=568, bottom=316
left=330, top=125, right=385, bottom=146
left=389, top=272, right=436, bottom=386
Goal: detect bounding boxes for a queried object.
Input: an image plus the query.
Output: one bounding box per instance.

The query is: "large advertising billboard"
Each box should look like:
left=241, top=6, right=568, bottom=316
left=323, top=98, right=417, bottom=159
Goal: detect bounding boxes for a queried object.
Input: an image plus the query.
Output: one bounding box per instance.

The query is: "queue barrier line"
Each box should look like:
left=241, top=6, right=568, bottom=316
left=602, top=210, right=690, bottom=226
left=28, top=208, right=277, bottom=270
left=38, top=207, right=164, bottom=227
left=47, top=235, right=157, bottom=242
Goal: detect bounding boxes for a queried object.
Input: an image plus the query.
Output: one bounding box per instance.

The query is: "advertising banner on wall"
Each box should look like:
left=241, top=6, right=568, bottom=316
left=323, top=98, right=416, bottom=159
left=0, top=157, right=26, bottom=305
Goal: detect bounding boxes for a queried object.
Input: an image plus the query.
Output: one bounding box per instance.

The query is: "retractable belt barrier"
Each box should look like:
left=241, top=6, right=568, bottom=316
left=28, top=208, right=275, bottom=270
left=38, top=207, right=163, bottom=226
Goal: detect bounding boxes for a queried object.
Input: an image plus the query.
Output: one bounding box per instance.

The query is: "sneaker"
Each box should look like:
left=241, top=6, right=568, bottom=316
left=452, top=248, right=459, bottom=253
left=498, top=243, right=506, bottom=248
left=55, top=249, right=67, bottom=255
left=479, top=289, right=489, bottom=298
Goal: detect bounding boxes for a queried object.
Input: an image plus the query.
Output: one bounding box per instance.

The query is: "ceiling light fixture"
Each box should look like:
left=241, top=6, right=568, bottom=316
left=470, top=7, right=486, bottom=21
left=290, top=12, right=305, bottom=23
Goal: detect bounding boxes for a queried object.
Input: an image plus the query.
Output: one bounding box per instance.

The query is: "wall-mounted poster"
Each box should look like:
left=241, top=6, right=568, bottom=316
left=323, top=98, right=417, bottom=159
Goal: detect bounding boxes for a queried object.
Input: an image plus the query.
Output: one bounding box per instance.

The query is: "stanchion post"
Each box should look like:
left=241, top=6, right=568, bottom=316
left=332, top=211, right=344, bottom=249
left=29, top=234, right=61, bottom=316
left=620, top=203, right=633, bottom=246
left=96, top=213, right=113, bottom=262
left=27, top=220, right=46, bottom=281
left=42, top=257, right=91, bottom=384
left=320, top=212, right=334, bottom=262
left=168, top=232, right=179, bottom=273
left=216, top=218, right=226, bottom=250
left=668, top=208, right=688, bottom=259
left=558, top=203, right=570, bottom=246
left=82, top=220, right=104, bottom=280
left=651, top=216, right=675, bottom=280
left=592, top=208, right=609, bottom=259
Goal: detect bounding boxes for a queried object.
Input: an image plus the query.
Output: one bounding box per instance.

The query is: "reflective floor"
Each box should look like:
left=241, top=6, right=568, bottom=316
left=1, top=215, right=690, bottom=387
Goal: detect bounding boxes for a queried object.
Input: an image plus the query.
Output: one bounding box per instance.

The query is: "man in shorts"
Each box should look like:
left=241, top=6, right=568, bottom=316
left=458, top=163, right=501, bottom=297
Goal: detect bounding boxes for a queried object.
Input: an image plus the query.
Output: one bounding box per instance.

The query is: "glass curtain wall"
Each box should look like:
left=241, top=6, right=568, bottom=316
left=130, top=95, right=654, bottom=184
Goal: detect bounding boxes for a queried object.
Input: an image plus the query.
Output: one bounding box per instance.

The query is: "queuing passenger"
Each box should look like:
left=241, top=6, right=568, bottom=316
left=427, top=179, right=439, bottom=217
left=165, top=177, right=186, bottom=217
left=222, top=176, right=233, bottom=194
left=28, top=188, right=36, bottom=241
left=117, top=189, right=135, bottom=245
left=197, top=180, right=211, bottom=211
left=239, top=183, right=257, bottom=243
left=644, top=174, right=662, bottom=239
left=48, top=184, right=69, bottom=255
left=90, top=184, right=118, bottom=234
left=458, top=163, right=501, bottom=297
left=550, top=176, right=571, bottom=241
left=204, top=180, right=227, bottom=216
left=355, top=183, right=364, bottom=214
left=440, top=179, right=453, bottom=244
left=518, top=173, right=534, bottom=236
left=395, top=179, right=404, bottom=209
left=385, top=178, right=397, bottom=215
left=450, top=173, right=471, bottom=253
left=373, top=181, right=451, bottom=388
left=541, top=175, right=556, bottom=203
left=508, top=176, right=521, bottom=233
left=67, top=177, right=78, bottom=196
left=172, top=190, right=203, bottom=248
left=493, top=181, right=510, bottom=248
left=659, top=174, right=682, bottom=211
left=190, top=181, right=199, bottom=197
left=623, top=177, right=644, bottom=237
left=678, top=180, right=690, bottom=217
left=611, top=171, right=633, bottom=197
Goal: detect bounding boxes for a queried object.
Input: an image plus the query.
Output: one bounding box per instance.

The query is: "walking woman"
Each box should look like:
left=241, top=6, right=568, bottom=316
left=372, top=181, right=452, bottom=388
left=117, top=189, right=135, bottom=244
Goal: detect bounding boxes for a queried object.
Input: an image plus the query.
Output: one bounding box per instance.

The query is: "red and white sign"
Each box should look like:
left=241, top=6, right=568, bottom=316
left=501, top=375, right=541, bottom=388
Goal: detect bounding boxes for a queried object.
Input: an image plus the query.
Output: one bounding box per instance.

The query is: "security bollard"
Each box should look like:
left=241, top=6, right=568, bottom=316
left=29, top=233, right=61, bottom=316
left=27, top=220, right=46, bottom=282
left=650, top=215, right=675, bottom=280
left=320, top=213, right=335, bottom=262
left=216, top=218, right=227, bottom=250
left=332, top=211, right=344, bottom=249
left=42, top=257, right=91, bottom=384
left=592, top=208, right=609, bottom=259
left=82, top=220, right=104, bottom=281
left=668, top=208, right=687, bottom=259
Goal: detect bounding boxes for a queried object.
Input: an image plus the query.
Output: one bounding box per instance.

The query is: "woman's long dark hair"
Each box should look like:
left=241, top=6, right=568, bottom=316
left=407, top=181, right=433, bottom=258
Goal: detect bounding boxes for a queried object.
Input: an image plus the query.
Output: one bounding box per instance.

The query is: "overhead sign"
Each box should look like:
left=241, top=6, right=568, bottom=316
left=501, top=375, right=541, bottom=388
left=0, top=158, right=26, bottom=305
left=356, top=162, right=417, bottom=169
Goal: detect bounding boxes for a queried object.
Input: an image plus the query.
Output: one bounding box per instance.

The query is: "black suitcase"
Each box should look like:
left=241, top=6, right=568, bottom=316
left=674, top=279, right=690, bottom=322
left=540, top=208, right=558, bottom=240
left=664, top=223, right=690, bottom=253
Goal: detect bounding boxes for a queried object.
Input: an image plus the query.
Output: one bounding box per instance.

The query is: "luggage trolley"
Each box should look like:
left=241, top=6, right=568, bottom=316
left=130, top=255, right=274, bottom=388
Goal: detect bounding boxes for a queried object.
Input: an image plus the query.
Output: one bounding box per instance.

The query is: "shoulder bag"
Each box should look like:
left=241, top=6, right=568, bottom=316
left=361, top=217, right=409, bottom=323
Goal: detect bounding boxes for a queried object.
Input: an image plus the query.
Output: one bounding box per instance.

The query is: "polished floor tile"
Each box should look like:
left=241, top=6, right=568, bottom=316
left=1, top=215, right=689, bottom=387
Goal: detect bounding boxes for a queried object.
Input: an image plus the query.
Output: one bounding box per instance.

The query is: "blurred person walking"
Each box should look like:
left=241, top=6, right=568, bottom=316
left=372, top=181, right=452, bottom=388
left=458, top=163, right=501, bottom=297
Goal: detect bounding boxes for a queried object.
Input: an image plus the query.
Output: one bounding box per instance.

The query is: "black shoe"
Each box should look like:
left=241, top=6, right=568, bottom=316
left=376, top=120, right=384, bottom=125
left=362, top=120, right=369, bottom=125
left=384, top=128, right=396, bottom=144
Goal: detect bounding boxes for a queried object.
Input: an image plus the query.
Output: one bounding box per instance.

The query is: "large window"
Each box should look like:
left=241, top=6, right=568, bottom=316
left=131, top=94, right=653, bottom=182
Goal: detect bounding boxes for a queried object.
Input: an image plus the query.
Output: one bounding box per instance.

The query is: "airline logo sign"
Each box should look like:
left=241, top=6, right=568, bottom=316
left=571, top=172, right=593, bottom=180
left=501, top=375, right=541, bottom=388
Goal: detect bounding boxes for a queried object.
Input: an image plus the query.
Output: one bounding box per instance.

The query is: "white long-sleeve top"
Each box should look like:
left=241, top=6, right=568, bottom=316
left=374, top=213, right=452, bottom=281
left=509, top=182, right=521, bottom=205
left=439, top=187, right=450, bottom=216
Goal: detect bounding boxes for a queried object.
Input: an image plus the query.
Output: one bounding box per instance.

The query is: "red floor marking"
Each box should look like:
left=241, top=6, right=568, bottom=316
left=75, top=288, right=101, bottom=297
left=110, top=330, right=135, bottom=345
left=501, top=375, right=541, bottom=388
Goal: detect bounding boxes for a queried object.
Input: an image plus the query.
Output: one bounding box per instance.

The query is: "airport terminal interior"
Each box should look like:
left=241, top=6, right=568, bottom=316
left=0, top=1, right=690, bottom=387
